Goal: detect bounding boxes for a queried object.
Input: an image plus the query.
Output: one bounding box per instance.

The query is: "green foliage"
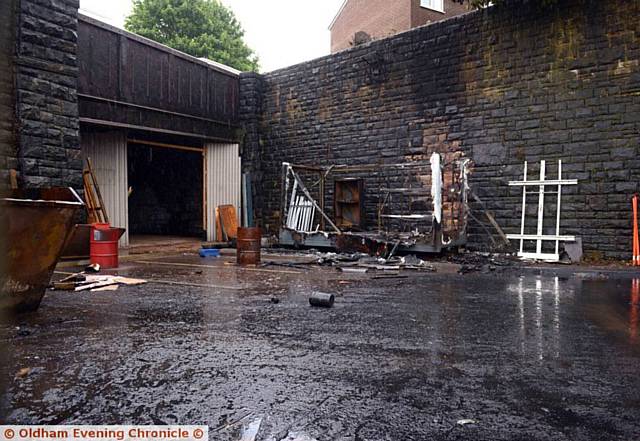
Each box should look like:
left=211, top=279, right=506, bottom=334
left=125, top=0, right=259, bottom=72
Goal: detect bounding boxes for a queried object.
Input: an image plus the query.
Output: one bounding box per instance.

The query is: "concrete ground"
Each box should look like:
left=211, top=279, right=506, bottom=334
left=1, top=251, right=640, bottom=440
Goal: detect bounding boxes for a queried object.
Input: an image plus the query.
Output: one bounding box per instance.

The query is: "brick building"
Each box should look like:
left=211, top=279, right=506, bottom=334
left=330, top=0, right=469, bottom=53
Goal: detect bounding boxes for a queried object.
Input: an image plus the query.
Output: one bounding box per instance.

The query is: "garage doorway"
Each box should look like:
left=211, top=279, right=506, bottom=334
left=127, top=140, right=205, bottom=250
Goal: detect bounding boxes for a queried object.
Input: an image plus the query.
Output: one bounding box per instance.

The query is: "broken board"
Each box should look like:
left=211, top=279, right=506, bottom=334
left=218, top=204, right=238, bottom=240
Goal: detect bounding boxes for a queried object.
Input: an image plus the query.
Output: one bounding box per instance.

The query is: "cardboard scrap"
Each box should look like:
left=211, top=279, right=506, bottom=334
left=80, top=276, right=147, bottom=292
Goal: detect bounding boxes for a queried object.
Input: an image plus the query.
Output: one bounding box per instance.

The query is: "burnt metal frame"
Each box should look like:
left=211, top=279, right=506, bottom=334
left=278, top=154, right=470, bottom=254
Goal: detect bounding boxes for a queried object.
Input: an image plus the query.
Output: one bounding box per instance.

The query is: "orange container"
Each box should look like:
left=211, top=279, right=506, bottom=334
left=237, top=227, right=261, bottom=265
left=90, top=223, right=120, bottom=269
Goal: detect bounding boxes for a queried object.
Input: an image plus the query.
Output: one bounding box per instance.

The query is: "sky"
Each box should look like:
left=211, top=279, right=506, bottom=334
left=78, top=0, right=345, bottom=72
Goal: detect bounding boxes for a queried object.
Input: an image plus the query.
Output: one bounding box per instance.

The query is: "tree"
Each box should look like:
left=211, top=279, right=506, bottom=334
left=125, top=0, right=259, bottom=72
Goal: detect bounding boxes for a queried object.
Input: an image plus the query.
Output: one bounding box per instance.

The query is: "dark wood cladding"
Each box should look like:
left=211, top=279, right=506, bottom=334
left=77, top=14, right=240, bottom=139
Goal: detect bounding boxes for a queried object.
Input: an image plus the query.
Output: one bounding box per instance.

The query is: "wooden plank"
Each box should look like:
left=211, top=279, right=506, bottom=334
left=555, top=160, right=563, bottom=256
left=536, top=160, right=546, bottom=255
left=506, top=234, right=575, bottom=241
left=83, top=171, right=100, bottom=223
left=127, top=138, right=203, bottom=153
left=508, top=179, right=578, bottom=186
left=9, top=169, right=17, bottom=189
left=86, top=157, right=109, bottom=224
left=218, top=204, right=238, bottom=239
left=519, top=162, right=528, bottom=254
left=215, top=207, right=223, bottom=241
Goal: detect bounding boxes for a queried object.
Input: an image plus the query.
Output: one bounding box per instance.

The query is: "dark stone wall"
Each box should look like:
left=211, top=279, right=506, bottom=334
left=239, top=72, right=265, bottom=226
left=240, top=0, right=640, bottom=259
left=0, top=0, right=17, bottom=189
left=15, top=0, right=82, bottom=188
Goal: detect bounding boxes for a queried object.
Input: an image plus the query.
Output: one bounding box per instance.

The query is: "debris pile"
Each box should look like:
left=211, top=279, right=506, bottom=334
left=450, top=252, right=518, bottom=274
left=51, top=267, right=146, bottom=292
left=318, top=252, right=435, bottom=272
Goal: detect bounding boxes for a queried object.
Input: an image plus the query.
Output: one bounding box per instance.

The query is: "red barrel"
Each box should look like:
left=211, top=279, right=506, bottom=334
left=90, top=223, right=120, bottom=268
left=237, top=227, right=261, bottom=265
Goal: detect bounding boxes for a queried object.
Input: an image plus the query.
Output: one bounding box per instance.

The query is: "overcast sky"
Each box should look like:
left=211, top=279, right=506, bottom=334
left=79, top=0, right=345, bottom=72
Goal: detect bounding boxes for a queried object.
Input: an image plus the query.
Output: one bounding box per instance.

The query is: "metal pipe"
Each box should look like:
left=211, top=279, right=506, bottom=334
left=309, top=292, right=335, bottom=308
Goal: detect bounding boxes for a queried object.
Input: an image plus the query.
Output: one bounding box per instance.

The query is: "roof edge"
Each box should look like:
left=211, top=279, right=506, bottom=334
left=78, top=12, right=241, bottom=77
left=328, top=0, right=349, bottom=30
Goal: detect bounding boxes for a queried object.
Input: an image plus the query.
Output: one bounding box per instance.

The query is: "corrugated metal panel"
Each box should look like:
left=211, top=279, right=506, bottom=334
left=205, top=143, right=241, bottom=241
left=81, top=130, right=129, bottom=247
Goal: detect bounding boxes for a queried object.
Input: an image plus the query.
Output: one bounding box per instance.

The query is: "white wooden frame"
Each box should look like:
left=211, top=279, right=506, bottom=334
left=506, top=160, right=578, bottom=262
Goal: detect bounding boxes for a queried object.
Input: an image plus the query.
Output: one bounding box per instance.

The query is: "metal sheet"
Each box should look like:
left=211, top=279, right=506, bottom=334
left=205, top=143, right=241, bottom=241
left=1, top=188, right=84, bottom=312
left=81, top=130, right=129, bottom=246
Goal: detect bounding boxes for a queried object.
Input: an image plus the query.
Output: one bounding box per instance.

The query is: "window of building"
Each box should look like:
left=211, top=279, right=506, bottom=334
left=420, top=0, right=444, bottom=13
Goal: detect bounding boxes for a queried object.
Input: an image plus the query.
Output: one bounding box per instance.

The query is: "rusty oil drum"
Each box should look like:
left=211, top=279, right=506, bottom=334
left=236, top=227, right=261, bottom=265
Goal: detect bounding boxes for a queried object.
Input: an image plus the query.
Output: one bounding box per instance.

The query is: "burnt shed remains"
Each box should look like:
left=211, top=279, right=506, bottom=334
left=239, top=0, right=640, bottom=260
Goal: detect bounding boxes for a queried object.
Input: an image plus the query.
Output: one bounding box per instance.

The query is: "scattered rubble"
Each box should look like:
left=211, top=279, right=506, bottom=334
left=450, top=252, right=520, bottom=274
left=317, top=252, right=435, bottom=272
left=260, top=250, right=436, bottom=274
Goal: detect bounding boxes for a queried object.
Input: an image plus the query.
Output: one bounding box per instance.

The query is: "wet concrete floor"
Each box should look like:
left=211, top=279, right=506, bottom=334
left=1, top=253, right=640, bottom=440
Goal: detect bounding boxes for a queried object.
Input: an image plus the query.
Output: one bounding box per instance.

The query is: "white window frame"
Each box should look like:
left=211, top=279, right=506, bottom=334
left=420, top=0, right=445, bottom=13
left=505, top=160, right=578, bottom=262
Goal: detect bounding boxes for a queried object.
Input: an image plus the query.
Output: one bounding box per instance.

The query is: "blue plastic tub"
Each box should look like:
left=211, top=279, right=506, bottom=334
left=199, top=248, right=220, bottom=257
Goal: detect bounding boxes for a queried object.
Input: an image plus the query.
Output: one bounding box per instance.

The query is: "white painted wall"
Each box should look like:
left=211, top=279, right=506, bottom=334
left=205, top=143, right=241, bottom=241
left=81, top=130, right=129, bottom=247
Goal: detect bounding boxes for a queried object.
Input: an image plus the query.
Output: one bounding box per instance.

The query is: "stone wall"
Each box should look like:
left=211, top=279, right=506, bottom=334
left=0, top=0, right=17, bottom=189
left=241, top=0, right=640, bottom=259
left=239, top=72, right=265, bottom=226
left=15, top=0, right=82, bottom=188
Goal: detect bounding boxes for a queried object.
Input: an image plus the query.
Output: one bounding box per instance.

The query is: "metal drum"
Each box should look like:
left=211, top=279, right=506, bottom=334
left=90, top=223, right=121, bottom=269
left=237, top=227, right=261, bottom=265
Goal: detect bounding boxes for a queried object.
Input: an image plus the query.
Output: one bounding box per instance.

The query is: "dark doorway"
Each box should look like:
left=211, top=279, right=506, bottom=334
left=127, top=143, right=204, bottom=239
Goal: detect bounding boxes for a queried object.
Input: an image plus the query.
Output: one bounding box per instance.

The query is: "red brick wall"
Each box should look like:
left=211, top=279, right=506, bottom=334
left=330, top=0, right=411, bottom=53
left=411, top=0, right=470, bottom=27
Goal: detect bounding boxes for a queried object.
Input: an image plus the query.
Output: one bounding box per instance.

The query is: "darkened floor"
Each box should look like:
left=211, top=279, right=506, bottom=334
left=1, top=253, right=639, bottom=440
